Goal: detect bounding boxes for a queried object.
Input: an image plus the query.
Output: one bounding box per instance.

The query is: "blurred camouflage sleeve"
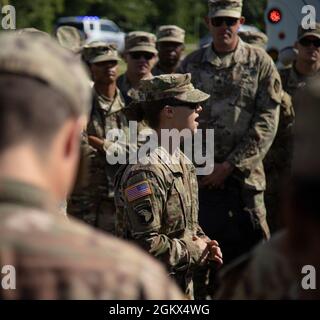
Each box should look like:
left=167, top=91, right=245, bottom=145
left=123, top=170, right=204, bottom=273
left=226, top=57, right=282, bottom=176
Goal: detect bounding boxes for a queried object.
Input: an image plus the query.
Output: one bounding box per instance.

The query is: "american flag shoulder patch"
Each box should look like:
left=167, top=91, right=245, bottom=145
left=125, top=181, right=152, bottom=202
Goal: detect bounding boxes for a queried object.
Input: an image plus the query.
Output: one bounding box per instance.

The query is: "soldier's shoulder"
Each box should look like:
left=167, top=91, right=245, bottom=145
left=241, top=42, right=274, bottom=66
left=279, top=66, right=292, bottom=78
left=180, top=46, right=207, bottom=69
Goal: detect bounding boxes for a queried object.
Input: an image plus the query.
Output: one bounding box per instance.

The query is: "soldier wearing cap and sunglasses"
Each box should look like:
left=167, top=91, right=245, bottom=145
left=67, top=42, right=129, bottom=235
left=117, top=31, right=158, bottom=105
left=280, top=23, right=320, bottom=98
left=152, top=25, right=186, bottom=76
left=179, top=0, right=281, bottom=271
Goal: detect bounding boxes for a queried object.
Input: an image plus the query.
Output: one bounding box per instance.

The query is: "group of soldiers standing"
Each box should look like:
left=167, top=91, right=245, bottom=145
left=0, top=0, right=320, bottom=300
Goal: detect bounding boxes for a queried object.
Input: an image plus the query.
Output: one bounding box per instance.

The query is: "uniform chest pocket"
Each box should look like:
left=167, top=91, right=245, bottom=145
left=164, top=182, right=187, bottom=235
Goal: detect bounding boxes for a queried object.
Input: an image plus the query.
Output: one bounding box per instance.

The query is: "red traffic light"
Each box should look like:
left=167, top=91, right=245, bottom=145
left=268, top=8, right=282, bottom=24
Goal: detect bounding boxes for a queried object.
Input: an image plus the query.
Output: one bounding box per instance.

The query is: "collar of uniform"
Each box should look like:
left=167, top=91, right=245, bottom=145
left=0, top=178, right=56, bottom=213
left=202, top=37, right=246, bottom=67
left=94, top=87, right=125, bottom=114
left=151, top=146, right=186, bottom=174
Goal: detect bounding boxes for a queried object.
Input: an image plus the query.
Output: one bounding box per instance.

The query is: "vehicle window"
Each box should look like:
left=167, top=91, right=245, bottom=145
left=101, top=23, right=119, bottom=32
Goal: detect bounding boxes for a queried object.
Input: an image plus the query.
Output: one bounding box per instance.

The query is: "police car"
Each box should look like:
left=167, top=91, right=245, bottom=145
left=56, top=16, right=126, bottom=52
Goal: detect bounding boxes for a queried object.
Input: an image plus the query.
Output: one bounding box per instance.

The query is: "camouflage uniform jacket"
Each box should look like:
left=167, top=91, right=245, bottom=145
left=179, top=40, right=281, bottom=191
left=0, top=178, right=184, bottom=299
left=68, top=88, right=128, bottom=207
left=114, top=146, right=209, bottom=294
left=279, top=64, right=320, bottom=97
left=215, top=231, right=320, bottom=300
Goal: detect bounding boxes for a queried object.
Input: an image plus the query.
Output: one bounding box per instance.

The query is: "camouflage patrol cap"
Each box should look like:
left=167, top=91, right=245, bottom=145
left=208, top=0, right=243, bottom=18
left=56, top=26, right=83, bottom=53
left=297, top=23, right=320, bottom=40
left=0, top=32, right=91, bottom=116
left=129, top=73, right=210, bottom=103
left=156, top=25, right=185, bottom=44
left=238, top=31, right=268, bottom=49
left=82, top=41, right=120, bottom=64
left=292, top=76, right=320, bottom=177
left=125, top=31, right=158, bottom=54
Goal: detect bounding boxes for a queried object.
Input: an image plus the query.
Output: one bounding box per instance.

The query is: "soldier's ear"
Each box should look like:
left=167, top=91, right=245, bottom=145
left=163, top=105, right=174, bottom=119
left=239, top=17, right=245, bottom=25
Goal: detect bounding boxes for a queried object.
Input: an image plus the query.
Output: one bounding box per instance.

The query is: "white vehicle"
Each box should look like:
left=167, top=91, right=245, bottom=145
left=56, top=16, right=126, bottom=52
left=265, top=0, right=320, bottom=64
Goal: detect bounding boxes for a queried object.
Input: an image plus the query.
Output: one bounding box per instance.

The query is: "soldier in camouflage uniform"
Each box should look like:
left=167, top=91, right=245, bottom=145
left=114, top=74, right=223, bottom=298
left=215, top=77, right=320, bottom=299
left=280, top=24, right=320, bottom=97
left=238, top=30, right=268, bottom=49
left=117, top=31, right=158, bottom=105
left=67, top=43, right=129, bottom=234
left=152, top=25, right=185, bottom=76
left=178, top=0, right=281, bottom=264
left=0, top=32, right=183, bottom=300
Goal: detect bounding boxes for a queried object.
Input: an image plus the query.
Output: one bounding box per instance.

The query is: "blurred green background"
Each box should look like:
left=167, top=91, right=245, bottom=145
left=1, top=0, right=267, bottom=43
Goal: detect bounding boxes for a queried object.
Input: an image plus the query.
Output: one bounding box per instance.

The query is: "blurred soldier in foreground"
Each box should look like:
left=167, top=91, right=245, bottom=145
left=117, top=31, right=158, bottom=104
left=280, top=23, right=320, bottom=97
left=152, top=25, right=185, bottom=76
left=215, top=77, right=320, bottom=299
left=0, top=32, right=183, bottom=300
left=67, top=43, right=129, bottom=234
left=179, top=0, right=281, bottom=264
left=115, top=74, right=223, bottom=299
left=56, top=25, right=83, bottom=54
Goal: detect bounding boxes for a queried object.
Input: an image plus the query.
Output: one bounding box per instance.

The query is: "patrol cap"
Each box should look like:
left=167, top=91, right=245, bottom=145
left=156, top=25, right=185, bottom=44
left=208, top=0, right=243, bottom=18
left=125, top=31, right=158, bottom=54
left=297, top=22, right=320, bottom=40
left=56, top=26, right=83, bottom=53
left=0, top=32, right=91, bottom=116
left=292, top=76, right=320, bottom=177
left=129, top=73, right=210, bottom=103
left=82, top=41, right=120, bottom=64
left=238, top=30, right=268, bottom=49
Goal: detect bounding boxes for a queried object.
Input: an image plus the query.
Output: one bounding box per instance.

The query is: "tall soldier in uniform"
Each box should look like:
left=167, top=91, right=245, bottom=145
left=0, top=32, right=183, bottom=300
left=67, top=42, right=129, bottom=234
left=179, top=0, right=281, bottom=264
left=114, top=74, right=223, bottom=298
left=152, top=25, right=185, bottom=76
left=117, top=31, right=158, bottom=105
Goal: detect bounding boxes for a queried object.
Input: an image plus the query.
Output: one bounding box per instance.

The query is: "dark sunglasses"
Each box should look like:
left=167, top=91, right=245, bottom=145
left=129, top=51, right=155, bottom=60
left=174, top=102, right=200, bottom=109
left=299, top=37, right=320, bottom=48
left=210, top=17, right=239, bottom=27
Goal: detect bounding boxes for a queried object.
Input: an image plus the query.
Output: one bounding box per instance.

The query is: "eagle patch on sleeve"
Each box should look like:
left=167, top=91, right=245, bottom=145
left=125, top=181, right=152, bottom=202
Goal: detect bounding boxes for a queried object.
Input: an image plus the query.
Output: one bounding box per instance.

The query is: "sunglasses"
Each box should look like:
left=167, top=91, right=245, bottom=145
left=299, top=37, right=320, bottom=48
left=129, top=52, right=155, bottom=60
left=210, top=17, right=239, bottom=27
left=174, top=102, right=200, bottom=109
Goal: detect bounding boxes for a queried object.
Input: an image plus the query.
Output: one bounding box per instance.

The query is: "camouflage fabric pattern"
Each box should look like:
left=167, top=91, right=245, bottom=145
left=115, top=147, right=209, bottom=297
left=82, top=42, right=120, bottom=64
left=0, top=32, right=91, bottom=116
left=129, top=73, right=210, bottom=103
left=208, top=0, right=243, bottom=18
left=280, top=65, right=320, bottom=97
left=17, top=28, right=49, bottom=37
left=0, top=179, right=184, bottom=299
left=68, top=88, right=129, bottom=234
left=125, top=31, right=158, bottom=54
left=297, top=22, right=320, bottom=40
left=179, top=39, right=281, bottom=191
left=56, top=26, right=83, bottom=53
left=156, top=25, right=185, bottom=44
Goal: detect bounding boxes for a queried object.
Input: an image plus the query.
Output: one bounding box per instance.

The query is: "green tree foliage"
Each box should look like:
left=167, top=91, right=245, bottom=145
left=5, top=0, right=268, bottom=39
